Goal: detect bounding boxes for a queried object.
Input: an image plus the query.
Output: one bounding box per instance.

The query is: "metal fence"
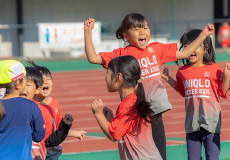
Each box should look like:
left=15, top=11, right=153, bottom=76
left=0, top=19, right=229, bottom=59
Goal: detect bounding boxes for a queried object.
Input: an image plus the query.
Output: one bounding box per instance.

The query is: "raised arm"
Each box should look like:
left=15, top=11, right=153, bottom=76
left=222, top=63, right=230, bottom=94
left=160, top=66, right=176, bottom=90
left=91, top=99, right=116, bottom=142
left=176, top=24, right=215, bottom=60
left=84, top=18, right=105, bottom=65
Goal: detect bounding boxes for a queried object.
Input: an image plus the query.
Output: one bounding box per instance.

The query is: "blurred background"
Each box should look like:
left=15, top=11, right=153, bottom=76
left=0, top=0, right=229, bottom=60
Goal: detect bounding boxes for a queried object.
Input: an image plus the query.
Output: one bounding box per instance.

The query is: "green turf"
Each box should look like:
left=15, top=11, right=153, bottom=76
left=86, top=132, right=106, bottom=138
left=59, top=141, right=230, bottom=160
left=21, top=53, right=230, bottom=72
left=21, top=59, right=102, bottom=72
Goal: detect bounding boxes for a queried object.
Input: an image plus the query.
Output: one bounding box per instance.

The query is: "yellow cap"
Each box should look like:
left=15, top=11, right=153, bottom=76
left=0, top=60, right=26, bottom=84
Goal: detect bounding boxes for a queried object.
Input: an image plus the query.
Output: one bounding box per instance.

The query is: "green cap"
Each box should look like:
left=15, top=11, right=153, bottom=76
left=0, top=60, right=26, bottom=84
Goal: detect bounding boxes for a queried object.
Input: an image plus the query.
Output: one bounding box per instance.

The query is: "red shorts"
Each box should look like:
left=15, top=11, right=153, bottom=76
left=222, top=39, right=230, bottom=46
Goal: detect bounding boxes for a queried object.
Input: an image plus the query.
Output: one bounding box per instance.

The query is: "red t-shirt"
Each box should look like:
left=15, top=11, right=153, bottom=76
left=218, top=26, right=230, bottom=41
left=44, top=97, right=62, bottom=131
left=175, top=63, right=229, bottom=133
left=31, top=101, right=54, bottom=160
left=108, top=92, right=162, bottom=160
left=100, top=42, right=177, bottom=114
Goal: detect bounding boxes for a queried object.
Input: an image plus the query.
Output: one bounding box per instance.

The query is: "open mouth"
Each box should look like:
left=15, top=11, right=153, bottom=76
left=139, top=38, right=146, bottom=46
left=19, top=93, right=27, bottom=98
left=42, top=86, right=49, bottom=94
left=189, top=53, right=196, bottom=59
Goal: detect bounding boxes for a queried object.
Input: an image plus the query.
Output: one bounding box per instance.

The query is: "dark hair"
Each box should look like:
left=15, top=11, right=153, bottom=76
left=27, top=60, right=52, bottom=79
left=108, top=55, right=154, bottom=122
left=178, top=29, right=215, bottom=66
left=0, top=79, right=24, bottom=97
left=116, top=13, right=148, bottom=41
left=0, top=101, right=5, bottom=122
left=25, top=67, right=44, bottom=89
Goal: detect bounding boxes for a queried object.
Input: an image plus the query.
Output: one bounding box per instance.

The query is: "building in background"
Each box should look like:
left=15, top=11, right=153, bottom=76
left=0, top=0, right=226, bottom=58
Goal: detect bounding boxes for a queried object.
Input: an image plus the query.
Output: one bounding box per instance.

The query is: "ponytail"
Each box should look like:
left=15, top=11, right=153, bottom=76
left=0, top=101, right=5, bottom=122
left=135, top=81, right=154, bottom=123
left=108, top=55, right=155, bottom=123
left=115, top=27, right=124, bottom=40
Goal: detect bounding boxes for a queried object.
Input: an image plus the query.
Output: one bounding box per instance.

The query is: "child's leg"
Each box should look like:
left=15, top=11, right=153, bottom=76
left=151, top=114, right=166, bottom=160
left=186, top=131, right=202, bottom=160
left=202, top=129, right=220, bottom=160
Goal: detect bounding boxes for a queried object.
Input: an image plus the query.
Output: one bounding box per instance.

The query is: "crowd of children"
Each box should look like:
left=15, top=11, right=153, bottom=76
left=0, top=12, right=229, bottom=160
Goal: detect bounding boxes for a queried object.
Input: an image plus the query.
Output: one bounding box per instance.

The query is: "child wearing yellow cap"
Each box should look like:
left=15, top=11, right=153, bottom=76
left=0, top=60, right=45, bottom=160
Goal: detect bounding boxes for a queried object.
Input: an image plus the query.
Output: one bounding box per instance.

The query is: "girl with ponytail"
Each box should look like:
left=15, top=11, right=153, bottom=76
left=91, top=55, right=162, bottom=160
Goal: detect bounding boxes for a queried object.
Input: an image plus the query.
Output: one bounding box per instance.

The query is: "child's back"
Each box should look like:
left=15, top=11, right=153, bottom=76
left=0, top=97, right=45, bottom=159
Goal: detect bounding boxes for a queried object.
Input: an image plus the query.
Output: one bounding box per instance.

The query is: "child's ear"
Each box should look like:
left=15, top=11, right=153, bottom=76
left=123, top=33, right=128, bottom=40
left=35, top=86, right=43, bottom=95
left=15, top=80, right=22, bottom=90
left=117, top=73, right=123, bottom=82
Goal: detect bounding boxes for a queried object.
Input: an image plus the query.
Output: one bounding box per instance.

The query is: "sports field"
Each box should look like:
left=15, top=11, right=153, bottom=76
left=31, top=53, right=230, bottom=160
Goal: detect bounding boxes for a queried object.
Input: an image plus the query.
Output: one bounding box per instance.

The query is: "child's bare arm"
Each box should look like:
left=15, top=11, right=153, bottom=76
left=91, top=99, right=116, bottom=142
left=222, top=63, right=230, bottom=94
left=160, top=66, right=176, bottom=90
left=176, top=24, right=215, bottom=60
left=68, top=129, right=87, bottom=140
left=84, top=18, right=105, bottom=65
left=103, top=106, right=114, bottom=122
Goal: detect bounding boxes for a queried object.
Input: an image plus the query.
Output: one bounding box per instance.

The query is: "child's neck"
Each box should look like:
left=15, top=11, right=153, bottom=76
left=119, top=87, right=135, bottom=101
left=3, top=91, right=19, bottom=99
left=190, top=62, right=205, bottom=67
left=33, top=96, right=51, bottom=105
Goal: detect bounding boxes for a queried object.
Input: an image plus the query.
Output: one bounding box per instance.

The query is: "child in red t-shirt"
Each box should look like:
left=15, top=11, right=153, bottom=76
left=91, top=55, right=162, bottom=160
left=161, top=29, right=230, bottom=159
left=21, top=67, right=75, bottom=160
left=218, top=22, right=230, bottom=50
left=30, top=62, right=86, bottom=160
left=84, top=12, right=214, bottom=159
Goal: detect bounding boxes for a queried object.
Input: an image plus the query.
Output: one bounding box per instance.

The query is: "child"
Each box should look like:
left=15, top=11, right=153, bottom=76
left=91, top=55, right=161, bottom=160
left=0, top=100, right=5, bottom=122
left=0, top=60, right=45, bottom=159
left=160, top=29, right=230, bottom=159
left=84, top=12, right=214, bottom=159
left=29, top=62, right=86, bottom=159
left=20, top=67, right=74, bottom=160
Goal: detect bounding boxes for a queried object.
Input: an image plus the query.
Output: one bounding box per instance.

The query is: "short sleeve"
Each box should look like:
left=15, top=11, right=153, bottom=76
left=99, top=48, right=122, bottom=69
left=154, top=43, right=177, bottom=66
left=108, top=107, right=134, bottom=140
left=175, top=70, right=185, bottom=97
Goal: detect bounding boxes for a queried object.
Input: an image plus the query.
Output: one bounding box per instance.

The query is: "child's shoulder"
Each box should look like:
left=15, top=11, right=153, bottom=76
left=3, top=97, right=37, bottom=105
left=148, top=42, right=163, bottom=47
left=49, top=97, right=61, bottom=107
left=2, top=97, right=40, bottom=112
left=178, top=65, right=190, bottom=71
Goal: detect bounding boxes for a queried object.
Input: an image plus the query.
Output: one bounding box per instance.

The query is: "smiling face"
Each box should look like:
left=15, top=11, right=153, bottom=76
left=123, top=20, right=150, bottom=50
left=39, top=74, right=53, bottom=98
left=185, top=43, right=205, bottom=66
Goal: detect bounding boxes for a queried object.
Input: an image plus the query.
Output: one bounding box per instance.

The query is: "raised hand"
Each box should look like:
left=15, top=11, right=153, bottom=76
left=91, top=99, right=104, bottom=115
left=84, top=18, right=95, bottom=32
left=103, top=106, right=114, bottom=122
left=160, top=66, right=169, bottom=81
left=63, top=113, right=74, bottom=125
left=224, top=62, right=230, bottom=80
left=202, top=23, right=215, bottom=37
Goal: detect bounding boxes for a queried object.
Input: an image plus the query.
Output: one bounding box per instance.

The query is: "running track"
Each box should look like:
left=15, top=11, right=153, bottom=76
left=50, top=61, right=230, bottom=154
